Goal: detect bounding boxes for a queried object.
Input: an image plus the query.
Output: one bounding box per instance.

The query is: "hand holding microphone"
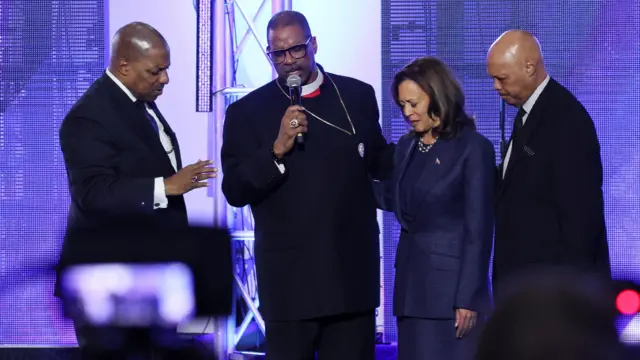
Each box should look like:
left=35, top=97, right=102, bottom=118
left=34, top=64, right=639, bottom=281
left=286, top=74, right=305, bottom=146
left=273, top=74, right=307, bottom=158
left=273, top=105, right=308, bottom=158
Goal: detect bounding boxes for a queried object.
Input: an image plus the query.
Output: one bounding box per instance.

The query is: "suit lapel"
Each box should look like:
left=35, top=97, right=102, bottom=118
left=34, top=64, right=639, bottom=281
left=149, top=102, right=182, bottom=170
left=498, top=81, right=553, bottom=199
left=102, top=75, right=176, bottom=174
left=393, top=134, right=462, bottom=226
left=392, top=136, right=416, bottom=230
left=125, top=105, right=175, bottom=174
left=411, top=136, right=461, bottom=211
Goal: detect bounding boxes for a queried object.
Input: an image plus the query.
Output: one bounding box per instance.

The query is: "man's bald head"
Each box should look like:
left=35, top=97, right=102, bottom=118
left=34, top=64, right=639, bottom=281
left=487, top=30, right=547, bottom=107
left=109, top=22, right=170, bottom=102
left=487, top=30, right=543, bottom=67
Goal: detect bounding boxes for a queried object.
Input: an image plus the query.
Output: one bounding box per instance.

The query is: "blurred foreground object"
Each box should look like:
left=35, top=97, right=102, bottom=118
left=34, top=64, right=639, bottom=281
left=477, top=269, right=628, bottom=360
left=57, top=217, right=232, bottom=359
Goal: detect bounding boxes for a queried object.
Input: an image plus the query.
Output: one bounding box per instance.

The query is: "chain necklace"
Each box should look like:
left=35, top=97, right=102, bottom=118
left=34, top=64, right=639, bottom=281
left=417, top=136, right=438, bottom=153
left=276, top=70, right=356, bottom=136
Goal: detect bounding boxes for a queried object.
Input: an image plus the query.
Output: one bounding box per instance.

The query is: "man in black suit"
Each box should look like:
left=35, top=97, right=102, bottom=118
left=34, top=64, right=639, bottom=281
left=221, top=10, right=394, bottom=360
left=58, top=22, right=216, bottom=357
left=487, top=30, right=610, bottom=295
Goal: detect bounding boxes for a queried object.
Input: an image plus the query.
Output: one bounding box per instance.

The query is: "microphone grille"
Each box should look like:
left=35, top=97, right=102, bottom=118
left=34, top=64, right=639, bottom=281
left=286, top=74, right=302, bottom=87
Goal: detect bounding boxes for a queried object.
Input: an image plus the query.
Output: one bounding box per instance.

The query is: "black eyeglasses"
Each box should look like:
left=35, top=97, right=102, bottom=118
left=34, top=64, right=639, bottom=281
left=267, top=37, right=312, bottom=64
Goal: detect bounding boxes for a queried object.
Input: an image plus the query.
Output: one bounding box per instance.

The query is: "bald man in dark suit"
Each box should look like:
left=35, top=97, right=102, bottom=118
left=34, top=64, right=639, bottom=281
left=58, top=22, right=216, bottom=358
left=487, top=30, right=610, bottom=295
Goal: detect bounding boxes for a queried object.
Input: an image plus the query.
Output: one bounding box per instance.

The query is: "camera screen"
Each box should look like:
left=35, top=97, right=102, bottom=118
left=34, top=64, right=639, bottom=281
left=60, top=262, right=195, bottom=328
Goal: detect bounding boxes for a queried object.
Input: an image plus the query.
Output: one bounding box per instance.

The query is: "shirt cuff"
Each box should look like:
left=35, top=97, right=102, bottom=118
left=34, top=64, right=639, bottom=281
left=153, top=177, right=169, bottom=209
left=274, top=161, right=285, bottom=174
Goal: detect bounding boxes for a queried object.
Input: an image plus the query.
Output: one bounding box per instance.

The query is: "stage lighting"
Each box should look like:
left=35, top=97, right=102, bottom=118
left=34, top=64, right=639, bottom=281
left=196, top=0, right=212, bottom=112
left=617, top=289, right=640, bottom=315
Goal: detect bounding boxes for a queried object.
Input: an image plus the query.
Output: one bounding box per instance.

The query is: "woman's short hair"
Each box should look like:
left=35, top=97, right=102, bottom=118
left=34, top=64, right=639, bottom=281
left=391, top=56, right=475, bottom=139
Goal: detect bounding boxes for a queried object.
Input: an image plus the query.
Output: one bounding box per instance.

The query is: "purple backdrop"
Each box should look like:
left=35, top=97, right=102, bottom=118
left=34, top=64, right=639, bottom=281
left=0, top=0, right=106, bottom=345
left=0, top=0, right=639, bottom=347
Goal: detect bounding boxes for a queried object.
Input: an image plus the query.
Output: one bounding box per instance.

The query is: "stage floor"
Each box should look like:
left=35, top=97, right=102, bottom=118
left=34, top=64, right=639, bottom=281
left=3, top=344, right=640, bottom=359
left=0, top=344, right=398, bottom=360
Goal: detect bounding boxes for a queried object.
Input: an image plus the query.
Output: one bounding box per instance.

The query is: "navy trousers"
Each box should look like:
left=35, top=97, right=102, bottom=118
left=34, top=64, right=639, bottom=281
left=397, top=317, right=479, bottom=360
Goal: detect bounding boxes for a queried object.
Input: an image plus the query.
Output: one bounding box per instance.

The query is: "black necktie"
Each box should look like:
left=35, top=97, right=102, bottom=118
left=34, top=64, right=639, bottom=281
left=509, top=107, right=527, bottom=143
left=136, top=100, right=159, bottom=134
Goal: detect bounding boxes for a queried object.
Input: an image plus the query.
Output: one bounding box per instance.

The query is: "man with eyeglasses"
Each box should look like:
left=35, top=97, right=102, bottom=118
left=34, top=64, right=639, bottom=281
left=221, top=10, right=394, bottom=360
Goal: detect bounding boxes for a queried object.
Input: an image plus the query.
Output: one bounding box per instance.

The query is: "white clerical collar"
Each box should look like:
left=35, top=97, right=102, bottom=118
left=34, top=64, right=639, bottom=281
left=105, top=68, right=138, bottom=103
left=301, top=69, right=323, bottom=96
left=522, top=75, right=550, bottom=115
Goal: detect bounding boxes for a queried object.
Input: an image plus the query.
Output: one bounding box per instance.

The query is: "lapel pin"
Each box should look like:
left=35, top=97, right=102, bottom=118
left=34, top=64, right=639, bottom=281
left=435, top=158, right=440, bottom=165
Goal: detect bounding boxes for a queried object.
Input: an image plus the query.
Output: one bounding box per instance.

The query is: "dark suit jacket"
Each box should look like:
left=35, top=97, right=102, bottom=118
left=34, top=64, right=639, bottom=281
left=377, top=127, right=495, bottom=318
left=221, top=67, right=394, bottom=321
left=494, top=77, right=610, bottom=290
left=57, top=73, right=188, bottom=293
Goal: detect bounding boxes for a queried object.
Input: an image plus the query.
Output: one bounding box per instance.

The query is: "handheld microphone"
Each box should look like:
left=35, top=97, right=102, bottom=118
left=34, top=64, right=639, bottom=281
left=499, top=99, right=507, bottom=161
left=286, top=74, right=304, bottom=145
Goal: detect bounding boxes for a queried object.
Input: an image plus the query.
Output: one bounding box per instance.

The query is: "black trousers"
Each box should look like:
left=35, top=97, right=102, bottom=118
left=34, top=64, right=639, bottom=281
left=73, top=321, right=189, bottom=360
left=265, top=310, right=376, bottom=360
left=74, top=321, right=134, bottom=360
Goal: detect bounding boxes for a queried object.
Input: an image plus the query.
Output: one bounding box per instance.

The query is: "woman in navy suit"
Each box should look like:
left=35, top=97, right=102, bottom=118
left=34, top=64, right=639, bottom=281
left=380, top=57, right=496, bottom=359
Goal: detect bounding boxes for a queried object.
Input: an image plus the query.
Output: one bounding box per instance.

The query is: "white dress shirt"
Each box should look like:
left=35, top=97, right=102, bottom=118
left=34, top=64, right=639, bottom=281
left=502, top=75, right=550, bottom=177
left=105, top=69, right=177, bottom=209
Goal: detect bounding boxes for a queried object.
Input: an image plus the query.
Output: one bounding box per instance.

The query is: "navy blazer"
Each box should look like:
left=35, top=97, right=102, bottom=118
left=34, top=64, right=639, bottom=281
left=377, top=127, right=495, bottom=318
